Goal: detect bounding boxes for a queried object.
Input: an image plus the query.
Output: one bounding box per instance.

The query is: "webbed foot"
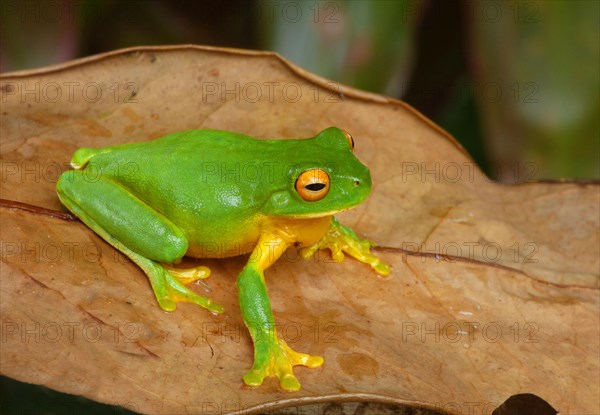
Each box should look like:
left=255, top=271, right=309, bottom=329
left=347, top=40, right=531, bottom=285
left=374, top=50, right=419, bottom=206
left=149, top=263, right=224, bottom=314
left=243, top=334, right=323, bottom=391
left=301, top=217, right=391, bottom=276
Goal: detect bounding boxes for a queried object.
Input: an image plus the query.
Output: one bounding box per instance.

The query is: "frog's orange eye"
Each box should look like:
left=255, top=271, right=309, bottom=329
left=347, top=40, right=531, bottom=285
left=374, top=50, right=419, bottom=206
left=342, top=130, right=354, bottom=150
left=295, top=169, right=330, bottom=201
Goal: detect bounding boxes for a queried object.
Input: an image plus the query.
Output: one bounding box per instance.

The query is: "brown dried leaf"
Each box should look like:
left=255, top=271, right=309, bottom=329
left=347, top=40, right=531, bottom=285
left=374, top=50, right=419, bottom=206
left=1, top=46, right=598, bottom=414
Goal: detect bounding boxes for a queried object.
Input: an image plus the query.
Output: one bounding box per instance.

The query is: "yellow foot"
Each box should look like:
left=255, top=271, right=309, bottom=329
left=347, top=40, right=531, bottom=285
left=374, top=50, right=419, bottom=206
left=243, top=336, right=323, bottom=392
left=163, top=264, right=211, bottom=284
left=153, top=264, right=224, bottom=314
left=301, top=217, right=392, bottom=277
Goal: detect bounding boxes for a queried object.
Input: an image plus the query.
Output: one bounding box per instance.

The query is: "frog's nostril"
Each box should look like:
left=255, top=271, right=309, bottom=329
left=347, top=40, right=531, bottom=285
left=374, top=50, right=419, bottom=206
left=354, top=180, right=360, bottom=186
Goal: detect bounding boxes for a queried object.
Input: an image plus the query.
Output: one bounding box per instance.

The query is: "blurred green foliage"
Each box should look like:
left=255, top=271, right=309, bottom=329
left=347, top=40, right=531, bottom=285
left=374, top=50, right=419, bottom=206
left=261, top=0, right=418, bottom=94
left=469, top=0, right=599, bottom=179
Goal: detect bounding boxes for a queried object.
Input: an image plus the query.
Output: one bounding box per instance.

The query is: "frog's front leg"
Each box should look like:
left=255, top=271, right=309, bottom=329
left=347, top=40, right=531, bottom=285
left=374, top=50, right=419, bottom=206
left=301, top=216, right=391, bottom=276
left=237, top=232, right=323, bottom=391
left=56, top=170, right=223, bottom=314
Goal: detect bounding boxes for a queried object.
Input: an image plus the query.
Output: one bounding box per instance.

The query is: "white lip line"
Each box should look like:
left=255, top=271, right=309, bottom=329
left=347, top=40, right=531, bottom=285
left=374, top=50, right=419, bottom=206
left=283, top=202, right=364, bottom=219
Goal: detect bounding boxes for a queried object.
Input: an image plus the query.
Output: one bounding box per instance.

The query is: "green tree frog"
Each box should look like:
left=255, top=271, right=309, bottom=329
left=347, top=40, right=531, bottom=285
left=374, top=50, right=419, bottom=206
left=56, top=127, right=391, bottom=391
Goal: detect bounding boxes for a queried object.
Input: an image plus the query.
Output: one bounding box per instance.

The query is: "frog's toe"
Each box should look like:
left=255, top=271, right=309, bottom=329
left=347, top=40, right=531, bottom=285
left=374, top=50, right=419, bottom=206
left=279, top=374, right=301, bottom=392
left=202, top=299, right=225, bottom=314
left=176, top=288, right=224, bottom=314
left=243, top=337, right=322, bottom=391
left=243, top=362, right=302, bottom=392
left=331, top=249, right=345, bottom=262
left=300, top=245, right=318, bottom=259
left=304, top=354, right=324, bottom=368
left=363, top=238, right=377, bottom=249
left=163, top=264, right=211, bottom=284
left=321, top=242, right=345, bottom=262
left=281, top=341, right=324, bottom=368
left=373, top=259, right=392, bottom=276
left=156, top=296, right=177, bottom=312
left=242, top=368, right=266, bottom=387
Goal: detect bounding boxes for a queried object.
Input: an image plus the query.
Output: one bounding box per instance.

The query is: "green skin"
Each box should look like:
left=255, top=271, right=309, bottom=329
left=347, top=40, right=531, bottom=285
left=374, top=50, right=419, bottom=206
left=56, top=127, right=390, bottom=391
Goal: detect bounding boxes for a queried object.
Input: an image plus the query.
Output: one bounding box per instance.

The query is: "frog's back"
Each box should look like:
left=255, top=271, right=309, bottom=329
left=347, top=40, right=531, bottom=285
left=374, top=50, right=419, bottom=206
left=70, top=130, right=257, bottom=169
left=70, top=129, right=278, bottom=214
left=71, top=129, right=290, bottom=233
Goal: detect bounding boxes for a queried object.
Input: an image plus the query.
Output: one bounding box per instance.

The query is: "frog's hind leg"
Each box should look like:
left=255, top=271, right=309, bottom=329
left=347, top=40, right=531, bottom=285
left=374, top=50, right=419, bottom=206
left=56, top=170, right=223, bottom=314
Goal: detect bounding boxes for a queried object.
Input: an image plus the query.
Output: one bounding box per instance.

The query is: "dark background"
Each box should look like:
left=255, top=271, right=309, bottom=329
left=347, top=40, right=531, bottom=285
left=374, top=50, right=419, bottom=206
left=0, top=0, right=598, bottom=414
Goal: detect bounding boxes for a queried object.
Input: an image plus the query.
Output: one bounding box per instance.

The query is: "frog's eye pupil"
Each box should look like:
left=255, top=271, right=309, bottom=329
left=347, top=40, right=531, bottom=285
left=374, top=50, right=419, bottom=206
left=295, top=169, right=330, bottom=201
left=306, top=183, right=326, bottom=191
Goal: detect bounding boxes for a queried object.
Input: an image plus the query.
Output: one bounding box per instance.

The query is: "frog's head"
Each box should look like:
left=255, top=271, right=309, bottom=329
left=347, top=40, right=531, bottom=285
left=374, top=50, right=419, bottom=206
left=263, top=127, right=372, bottom=218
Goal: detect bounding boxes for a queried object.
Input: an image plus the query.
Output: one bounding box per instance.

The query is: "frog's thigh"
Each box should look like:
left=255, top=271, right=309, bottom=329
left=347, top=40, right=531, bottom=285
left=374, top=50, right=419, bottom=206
left=57, top=170, right=188, bottom=263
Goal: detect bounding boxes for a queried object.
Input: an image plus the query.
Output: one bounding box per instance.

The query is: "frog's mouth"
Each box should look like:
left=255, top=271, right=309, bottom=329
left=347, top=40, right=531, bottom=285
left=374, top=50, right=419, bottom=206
left=285, top=204, right=359, bottom=218
left=271, top=197, right=369, bottom=219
